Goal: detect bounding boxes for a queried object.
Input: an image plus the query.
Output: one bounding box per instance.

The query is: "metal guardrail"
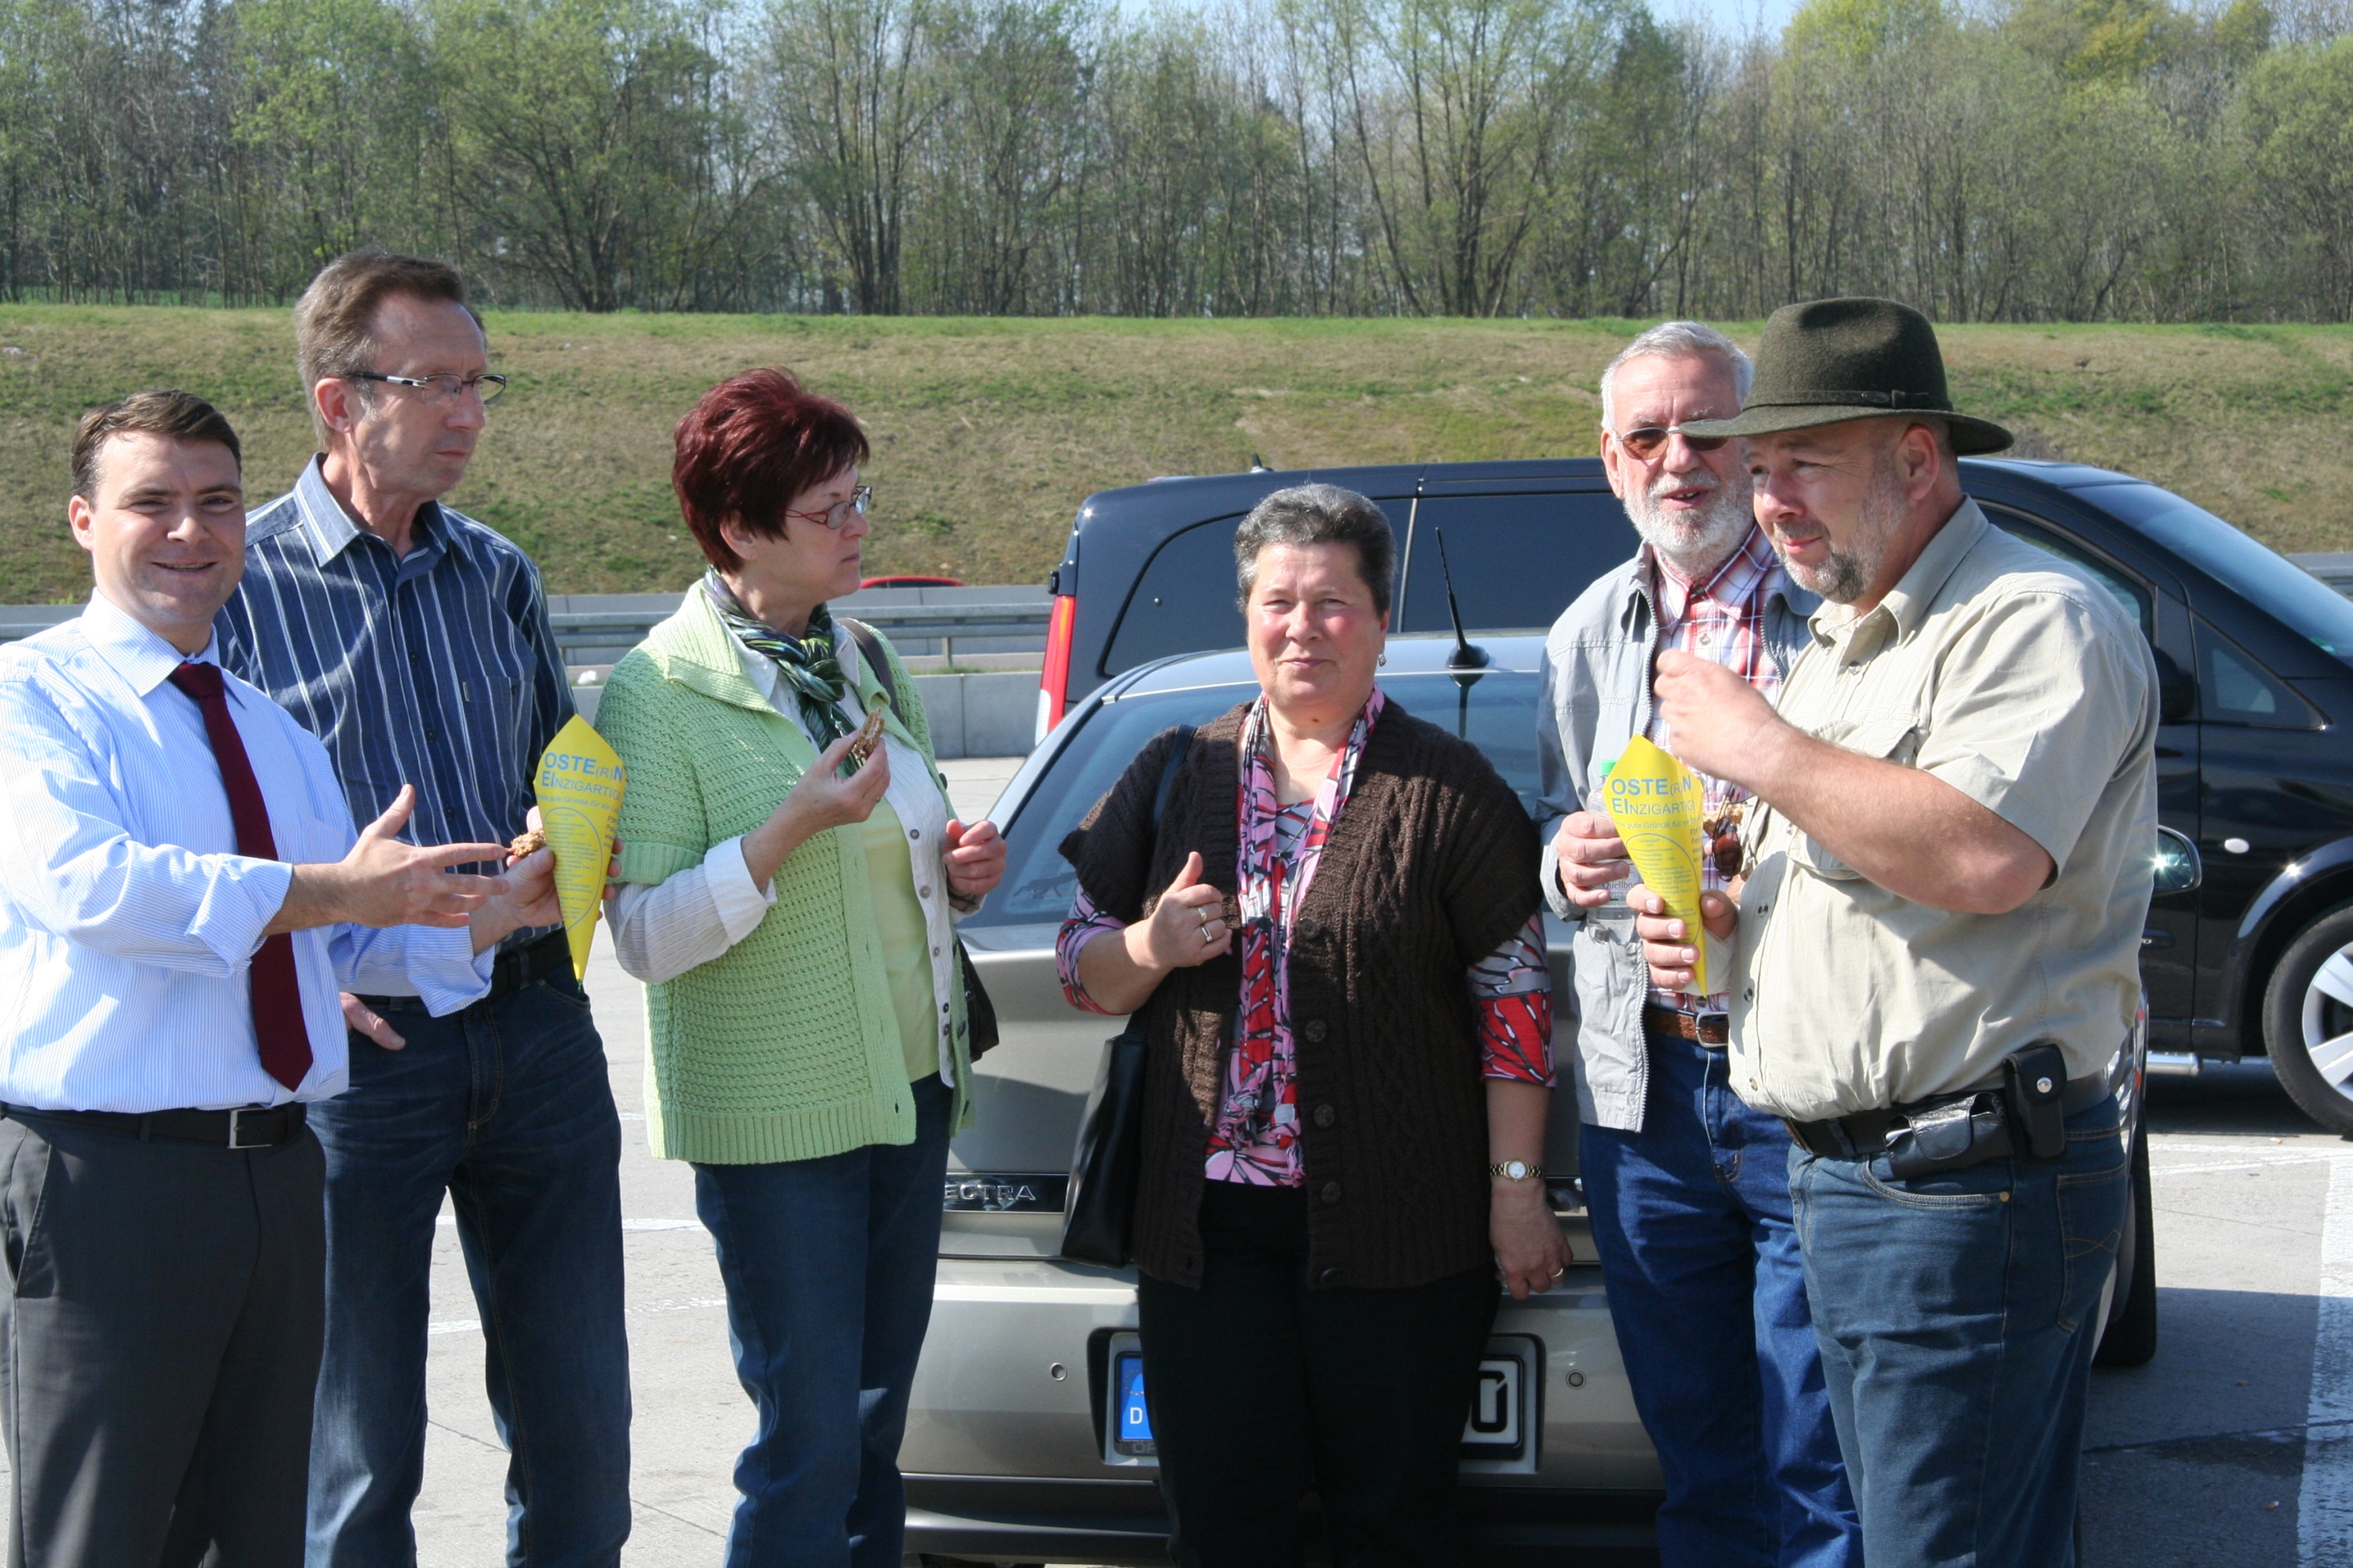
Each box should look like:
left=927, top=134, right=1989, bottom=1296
left=551, top=601, right=1051, bottom=663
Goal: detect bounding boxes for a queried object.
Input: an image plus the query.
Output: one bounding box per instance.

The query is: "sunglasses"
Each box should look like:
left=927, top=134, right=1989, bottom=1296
left=1614, top=424, right=1732, bottom=460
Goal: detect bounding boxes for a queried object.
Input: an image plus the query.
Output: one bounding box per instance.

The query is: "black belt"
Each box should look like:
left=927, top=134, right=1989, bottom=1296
left=352, top=928, right=573, bottom=1015
left=3, top=1102, right=308, bottom=1150
left=1788, top=1065, right=2114, bottom=1164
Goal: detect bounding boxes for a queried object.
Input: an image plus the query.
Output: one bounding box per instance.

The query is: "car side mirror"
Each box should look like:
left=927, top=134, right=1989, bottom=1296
left=2153, top=648, right=2196, bottom=725
left=2152, top=825, right=2202, bottom=896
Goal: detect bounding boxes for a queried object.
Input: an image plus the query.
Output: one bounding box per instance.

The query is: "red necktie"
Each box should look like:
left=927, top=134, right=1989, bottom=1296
left=169, top=662, right=313, bottom=1092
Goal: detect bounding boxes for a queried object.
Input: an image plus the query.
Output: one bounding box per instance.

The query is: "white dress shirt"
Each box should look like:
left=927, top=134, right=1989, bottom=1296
left=0, top=593, right=494, bottom=1112
left=607, top=625, right=966, bottom=1083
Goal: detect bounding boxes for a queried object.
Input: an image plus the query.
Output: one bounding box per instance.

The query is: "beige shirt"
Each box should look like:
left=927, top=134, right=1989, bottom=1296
left=1726, top=499, right=2158, bottom=1122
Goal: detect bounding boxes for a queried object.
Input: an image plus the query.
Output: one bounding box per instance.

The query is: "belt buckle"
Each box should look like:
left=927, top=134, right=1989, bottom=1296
left=1695, top=1011, right=1730, bottom=1046
left=226, top=1108, right=269, bottom=1150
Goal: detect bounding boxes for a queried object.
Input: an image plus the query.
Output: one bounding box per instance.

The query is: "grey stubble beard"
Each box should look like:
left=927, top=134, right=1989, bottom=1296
left=1776, top=452, right=1908, bottom=605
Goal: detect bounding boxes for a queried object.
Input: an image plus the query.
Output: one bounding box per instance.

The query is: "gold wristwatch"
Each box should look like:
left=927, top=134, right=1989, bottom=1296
left=1489, top=1160, right=1544, bottom=1181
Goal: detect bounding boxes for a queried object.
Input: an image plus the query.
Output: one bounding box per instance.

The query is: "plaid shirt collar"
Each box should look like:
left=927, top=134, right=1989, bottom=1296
left=1647, top=524, right=1782, bottom=634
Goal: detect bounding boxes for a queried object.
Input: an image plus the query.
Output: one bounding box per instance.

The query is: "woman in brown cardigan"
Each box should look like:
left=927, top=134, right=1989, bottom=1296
left=1055, top=483, right=1575, bottom=1566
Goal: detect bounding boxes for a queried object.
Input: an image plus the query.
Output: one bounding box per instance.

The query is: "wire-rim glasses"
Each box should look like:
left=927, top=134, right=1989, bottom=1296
left=352, top=372, right=510, bottom=405
left=782, top=484, right=872, bottom=531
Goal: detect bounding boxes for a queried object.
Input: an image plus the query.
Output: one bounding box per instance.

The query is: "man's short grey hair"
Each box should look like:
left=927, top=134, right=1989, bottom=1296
left=1233, top=483, right=1395, bottom=618
left=1598, top=321, right=1755, bottom=429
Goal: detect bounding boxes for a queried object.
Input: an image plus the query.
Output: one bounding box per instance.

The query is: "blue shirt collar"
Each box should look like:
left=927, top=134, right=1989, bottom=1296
left=78, top=589, right=223, bottom=698
left=291, top=455, right=470, bottom=572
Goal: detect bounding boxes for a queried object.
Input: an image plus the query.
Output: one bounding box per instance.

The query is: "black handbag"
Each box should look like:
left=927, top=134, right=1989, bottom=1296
left=840, top=616, right=999, bottom=1060
left=1059, top=725, right=1194, bottom=1268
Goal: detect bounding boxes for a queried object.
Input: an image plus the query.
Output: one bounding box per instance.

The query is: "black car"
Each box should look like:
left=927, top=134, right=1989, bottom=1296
left=1032, top=457, right=2353, bottom=1136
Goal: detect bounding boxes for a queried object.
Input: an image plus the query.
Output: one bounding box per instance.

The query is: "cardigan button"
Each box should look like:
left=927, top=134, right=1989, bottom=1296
left=1317, top=1265, right=1340, bottom=1285
left=1313, top=1104, right=1336, bottom=1128
left=1301, top=1019, right=1328, bottom=1043
left=1296, top=917, right=1321, bottom=939
left=1320, top=1180, right=1341, bottom=1204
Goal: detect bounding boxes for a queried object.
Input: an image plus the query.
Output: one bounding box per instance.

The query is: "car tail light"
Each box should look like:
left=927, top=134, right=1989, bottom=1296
left=1036, top=593, right=1077, bottom=745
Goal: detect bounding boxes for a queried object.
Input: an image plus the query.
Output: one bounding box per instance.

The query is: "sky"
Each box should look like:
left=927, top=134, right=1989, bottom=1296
left=1656, top=0, right=1805, bottom=39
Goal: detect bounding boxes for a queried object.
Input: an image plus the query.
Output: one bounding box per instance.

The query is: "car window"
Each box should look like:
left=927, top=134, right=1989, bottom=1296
left=968, top=669, right=1546, bottom=929
left=2198, top=618, right=2317, bottom=729
left=1988, top=509, right=2154, bottom=640
left=1398, top=493, right=1639, bottom=637
left=2086, top=482, right=2353, bottom=665
left=1102, top=501, right=1413, bottom=677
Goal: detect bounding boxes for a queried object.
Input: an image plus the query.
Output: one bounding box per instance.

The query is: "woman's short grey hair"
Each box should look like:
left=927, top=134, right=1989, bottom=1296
left=1233, top=484, right=1395, bottom=618
left=1598, top=321, right=1754, bottom=428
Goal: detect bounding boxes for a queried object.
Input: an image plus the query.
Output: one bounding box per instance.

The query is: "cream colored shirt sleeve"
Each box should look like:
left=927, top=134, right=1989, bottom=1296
left=1912, top=586, right=2153, bottom=872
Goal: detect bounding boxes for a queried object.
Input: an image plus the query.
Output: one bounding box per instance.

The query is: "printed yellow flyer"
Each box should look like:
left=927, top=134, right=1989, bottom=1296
left=1602, top=735, right=1708, bottom=994
left=533, top=715, right=627, bottom=979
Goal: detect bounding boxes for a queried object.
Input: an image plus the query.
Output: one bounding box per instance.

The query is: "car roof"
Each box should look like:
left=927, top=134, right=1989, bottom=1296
left=1112, top=629, right=1551, bottom=698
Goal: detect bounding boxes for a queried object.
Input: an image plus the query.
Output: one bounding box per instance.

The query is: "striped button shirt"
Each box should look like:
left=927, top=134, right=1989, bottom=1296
left=1644, top=525, right=1788, bottom=1014
left=215, top=458, right=573, bottom=975
left=0, top=593, right=493, bottom=1112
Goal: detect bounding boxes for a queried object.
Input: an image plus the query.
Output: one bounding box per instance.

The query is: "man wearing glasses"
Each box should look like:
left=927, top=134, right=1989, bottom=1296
left=1534, top=322, right=1859, bottom=1568
left=215, top=251, right=630, bottom=1567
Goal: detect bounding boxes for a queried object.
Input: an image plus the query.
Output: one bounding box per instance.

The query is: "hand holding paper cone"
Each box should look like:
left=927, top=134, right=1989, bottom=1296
left=533, top=715, right=628, bottom=979
left=1600, top=736, right=1708, bottom=995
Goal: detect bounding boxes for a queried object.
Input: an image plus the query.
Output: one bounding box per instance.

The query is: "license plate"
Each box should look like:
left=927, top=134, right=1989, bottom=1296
left=1112, top=1350, right=1155, bottom=1455
left=1462, top=1353, right=1522, bottom=1449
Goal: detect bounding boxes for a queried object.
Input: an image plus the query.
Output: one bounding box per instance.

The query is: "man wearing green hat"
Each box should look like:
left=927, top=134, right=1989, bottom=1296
left=1627, top=297, right=2157, bottom=1567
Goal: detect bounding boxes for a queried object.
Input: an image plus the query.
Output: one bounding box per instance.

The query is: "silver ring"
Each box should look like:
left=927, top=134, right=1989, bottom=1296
left=1201, top=924, right=1217, bottom=944
left=1550, top=1266, right=1566, bottom=1279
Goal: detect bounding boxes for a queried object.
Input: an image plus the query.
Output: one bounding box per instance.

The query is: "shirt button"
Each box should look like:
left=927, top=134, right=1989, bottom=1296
left=1320, top=1181, right=1341, bottom=1204
left=932, top=946, right=942, bottom=957
left=919, top=886, right=933, bottom=899
left=909, top=827, right=920, bottom=840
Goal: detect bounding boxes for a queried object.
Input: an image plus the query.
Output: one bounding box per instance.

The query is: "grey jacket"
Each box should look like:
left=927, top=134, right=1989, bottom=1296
left=1534, top=548, right=1819, bottom=1132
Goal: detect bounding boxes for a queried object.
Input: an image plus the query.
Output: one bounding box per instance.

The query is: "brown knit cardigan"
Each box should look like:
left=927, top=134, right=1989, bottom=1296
left=1060, top=698, right=1543, bottom=1291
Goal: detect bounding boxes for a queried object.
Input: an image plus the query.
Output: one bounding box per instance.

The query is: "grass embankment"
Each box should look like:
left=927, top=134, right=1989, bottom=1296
left=0, top=308, right=2347, bottom=602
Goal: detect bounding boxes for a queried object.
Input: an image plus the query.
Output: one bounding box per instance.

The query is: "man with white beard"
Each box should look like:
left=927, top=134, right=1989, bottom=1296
left=1534, top=322, right=1860, bottom=1568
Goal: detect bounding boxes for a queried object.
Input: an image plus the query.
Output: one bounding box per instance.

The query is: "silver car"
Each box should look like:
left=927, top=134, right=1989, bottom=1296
left=901, top=631, right=1664, bottom=1566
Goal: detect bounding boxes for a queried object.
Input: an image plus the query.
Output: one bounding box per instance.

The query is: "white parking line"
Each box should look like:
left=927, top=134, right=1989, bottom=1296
left=2299, top=1154, right=2353, bottom=1565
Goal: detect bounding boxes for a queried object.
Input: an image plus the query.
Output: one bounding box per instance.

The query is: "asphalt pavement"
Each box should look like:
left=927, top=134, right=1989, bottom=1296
left=0, top=754, right=2338, bottom=1566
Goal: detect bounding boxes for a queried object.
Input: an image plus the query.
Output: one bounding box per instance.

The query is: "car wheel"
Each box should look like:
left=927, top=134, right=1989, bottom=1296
left=2264, top=900, right=2353, bottom=1136
left=2095, top=1125, right=2158, bottom=1369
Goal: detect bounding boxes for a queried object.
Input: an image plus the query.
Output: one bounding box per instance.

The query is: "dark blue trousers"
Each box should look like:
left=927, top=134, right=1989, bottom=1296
left=307, top=971, right=631, bottom=1568
left=1580, top=1033, right=1861, bottom=1568
left=692, top=1071, right=953, bottom=1568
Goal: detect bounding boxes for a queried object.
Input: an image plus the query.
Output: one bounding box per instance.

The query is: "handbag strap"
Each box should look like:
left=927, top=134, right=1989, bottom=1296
left=840, top=615, right=898, bottom=716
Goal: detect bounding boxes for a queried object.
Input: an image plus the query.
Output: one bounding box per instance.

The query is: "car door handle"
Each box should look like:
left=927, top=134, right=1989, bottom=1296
left=2142, top=928, right=2175, bottom=950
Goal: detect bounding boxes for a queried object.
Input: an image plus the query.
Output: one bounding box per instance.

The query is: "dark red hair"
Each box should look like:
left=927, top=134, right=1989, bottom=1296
left=673, top=368, right=870, bottom=570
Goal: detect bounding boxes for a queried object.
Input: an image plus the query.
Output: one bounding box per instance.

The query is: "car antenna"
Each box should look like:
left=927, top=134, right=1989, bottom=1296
left=1249, top=452, right=1271, bottom=473
left=1432, top=528, right=1487, bottom=738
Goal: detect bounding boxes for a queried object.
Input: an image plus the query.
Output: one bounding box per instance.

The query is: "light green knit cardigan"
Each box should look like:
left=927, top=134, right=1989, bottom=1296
left=594, top=588, right=973, bottom=1164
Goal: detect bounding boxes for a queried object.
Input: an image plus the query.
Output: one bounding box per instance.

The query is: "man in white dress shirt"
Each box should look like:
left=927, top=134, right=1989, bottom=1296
left=0, top=391, right=559, bottom=1567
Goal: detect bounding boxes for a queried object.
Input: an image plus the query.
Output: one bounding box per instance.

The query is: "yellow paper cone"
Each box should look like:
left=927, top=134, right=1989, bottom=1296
left=533, top=715, right=627, bottom=979
left=1602, top=735, right=1708, bottom=995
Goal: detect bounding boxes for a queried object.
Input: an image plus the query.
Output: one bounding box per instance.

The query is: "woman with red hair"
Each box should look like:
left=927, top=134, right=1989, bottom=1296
left=594, top=368, right=1006, bottom=1566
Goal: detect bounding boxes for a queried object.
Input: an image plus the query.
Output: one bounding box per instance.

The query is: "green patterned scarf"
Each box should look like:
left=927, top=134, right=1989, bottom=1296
left=702, top=569, right=861, bottom=766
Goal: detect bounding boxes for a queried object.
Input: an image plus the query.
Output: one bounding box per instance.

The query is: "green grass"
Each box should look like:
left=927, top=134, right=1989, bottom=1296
left=2, top=308, right=2347, bottom=603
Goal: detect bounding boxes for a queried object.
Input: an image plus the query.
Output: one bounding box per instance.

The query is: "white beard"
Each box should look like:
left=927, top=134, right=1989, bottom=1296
left=1624, top=470, right=1755, bottom=580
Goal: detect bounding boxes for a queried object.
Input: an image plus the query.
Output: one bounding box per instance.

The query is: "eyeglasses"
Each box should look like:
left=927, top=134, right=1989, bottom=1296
left=352, top=372, right=509, bottom=405
left=782, top=484, right=871, bottom=531
left=1613, top=423, right=1731, bottom=460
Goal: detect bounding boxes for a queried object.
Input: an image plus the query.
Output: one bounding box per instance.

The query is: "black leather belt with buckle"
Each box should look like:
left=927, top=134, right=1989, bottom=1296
left=1786, top=1047, right=2115, bottom=1176
left=352, top=927, right=573, bottom=1015
left=1643, top=1005, right=1730, bottom=1046
left=2, top=1102, right=308, bottom=1150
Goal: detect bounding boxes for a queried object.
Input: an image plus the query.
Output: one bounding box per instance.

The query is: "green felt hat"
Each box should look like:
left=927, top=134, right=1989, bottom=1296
left=1681, top=297, right=2012, bottom=456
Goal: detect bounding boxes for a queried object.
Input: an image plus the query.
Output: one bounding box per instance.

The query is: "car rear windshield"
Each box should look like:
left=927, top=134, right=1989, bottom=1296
left=969, top=669, right=1547, bottom=928
left=2086, top=482, right=2353, bottom=664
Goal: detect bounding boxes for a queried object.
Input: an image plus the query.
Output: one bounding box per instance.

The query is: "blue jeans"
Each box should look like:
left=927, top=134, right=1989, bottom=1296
left=1790, top=1096, right=2129, bottom=1568
left=693, top=1072, right=952, bottom=1568
left=1581, top=1035, right=1860, bottom=1568
left=307, top=971, right=631, bottom=1568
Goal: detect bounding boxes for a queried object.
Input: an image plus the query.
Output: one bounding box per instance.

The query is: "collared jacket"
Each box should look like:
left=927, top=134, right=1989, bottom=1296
left=1534, top=551, right=1818, bottom=1132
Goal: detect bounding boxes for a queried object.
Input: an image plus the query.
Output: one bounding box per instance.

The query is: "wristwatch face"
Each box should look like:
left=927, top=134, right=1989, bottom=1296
left=1500, top=1160, right=1531, bottom=1180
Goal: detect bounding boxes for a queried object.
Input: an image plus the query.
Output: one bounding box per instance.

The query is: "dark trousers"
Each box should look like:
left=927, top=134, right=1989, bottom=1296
left=690, top=1072, right=954, bottom=1568
left=1791, top=1096, right=2129, bottom=1568
left=1581, top=1035, right=1860, bottom=1568
left=1136, top=1184, right=1498, bottom=1568
left=0, top=1110, right=327, bottom=1568
left=307, top=971, right=629, bottom=1568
